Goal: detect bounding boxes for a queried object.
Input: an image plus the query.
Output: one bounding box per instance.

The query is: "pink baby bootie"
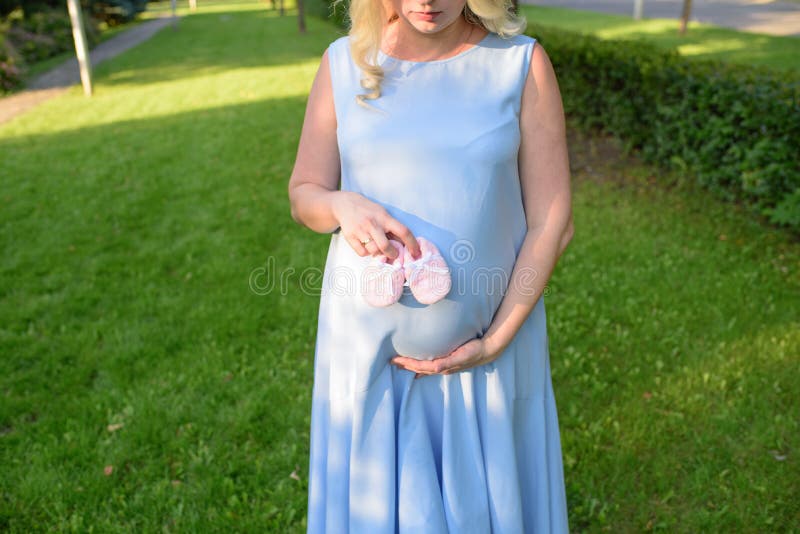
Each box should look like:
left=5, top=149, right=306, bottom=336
left=362, top=239, right=406, bottom=307
left=403, top=236, right=452, bottom=305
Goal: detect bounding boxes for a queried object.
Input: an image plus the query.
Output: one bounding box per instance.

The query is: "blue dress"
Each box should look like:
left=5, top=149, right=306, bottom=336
left=307, top=30, right=569, bottom=533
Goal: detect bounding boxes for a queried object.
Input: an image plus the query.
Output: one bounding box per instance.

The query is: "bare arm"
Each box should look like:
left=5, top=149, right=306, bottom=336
left=287, top=47, right=343, bottom=235
left=391, top=41, right=574, bottom=376
left=287, top=47, right=420, bottom=259
left=481, top=40, right=575, bottom=358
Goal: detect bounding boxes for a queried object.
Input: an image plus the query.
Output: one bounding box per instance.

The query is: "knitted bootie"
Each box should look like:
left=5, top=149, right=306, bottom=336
left=361, top=239, right=406, bottom=307
left=403, top=236, right=451, bottom=305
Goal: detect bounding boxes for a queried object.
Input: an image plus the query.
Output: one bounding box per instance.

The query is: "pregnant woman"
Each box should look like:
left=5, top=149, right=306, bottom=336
left=288, top=0, right=574, bottom=529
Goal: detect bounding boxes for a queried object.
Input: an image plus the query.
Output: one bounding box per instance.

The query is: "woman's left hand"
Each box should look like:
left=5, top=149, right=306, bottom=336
left=390, top=337, right=502, bottom=378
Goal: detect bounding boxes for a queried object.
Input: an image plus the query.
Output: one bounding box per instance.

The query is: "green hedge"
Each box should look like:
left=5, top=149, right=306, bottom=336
left=0, top=36, right=22, bottom=91
left=525, top=23, right=800, bottom=231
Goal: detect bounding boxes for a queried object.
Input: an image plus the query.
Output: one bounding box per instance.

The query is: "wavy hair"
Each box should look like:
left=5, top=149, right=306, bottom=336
left=331, top=0, right=527, bottom=109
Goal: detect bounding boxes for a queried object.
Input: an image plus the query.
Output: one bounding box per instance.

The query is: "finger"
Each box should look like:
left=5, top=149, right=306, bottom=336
left=358, top=227, right=384, bottom=257
left=384, top=219, right=420, bottom=258
left=391, top=362, right=428, bottom=378
left=385, top=239, right=403, bottom=260
left=441, top=352, right=491, bottom=375
left=362, top=238, right=379, bottom=256
left=429, top=360, right=472, bottom=375
left=392, top=340, right=483, bottom=376
left=362, top=221, right=395, bottom=259
left=375, top=235, right=397, bottom=259
left=391, top=355, right=425, bottom=369
left=346, top=234, right=370, bottom=256
left=390, top=356, right=430, bottom=374
left=392, top=356, right=450, bottom=375
left=415, top=349, right=475, bottom=374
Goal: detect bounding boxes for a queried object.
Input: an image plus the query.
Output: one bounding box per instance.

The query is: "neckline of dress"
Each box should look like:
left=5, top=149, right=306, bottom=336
left=377, top=30, right=493, bottom=65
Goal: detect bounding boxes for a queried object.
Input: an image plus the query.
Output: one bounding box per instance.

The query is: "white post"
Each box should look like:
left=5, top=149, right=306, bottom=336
left=66, top=0, right=93, bottom=96
left=189, top=0, right=197, bottom=11
left=633, top=0, right=643, bottom=20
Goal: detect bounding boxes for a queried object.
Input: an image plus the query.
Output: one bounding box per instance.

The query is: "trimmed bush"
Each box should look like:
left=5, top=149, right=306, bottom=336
left=6, top=8, right=82, bottom=64
left=525, top=23, right=800, bottom=231
left=0, top=16, right=24, bottom=90
left=0, top=48, right=22, bottom=91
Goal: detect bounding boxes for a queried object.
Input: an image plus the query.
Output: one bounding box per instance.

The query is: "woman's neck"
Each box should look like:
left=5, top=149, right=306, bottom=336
left=381, top=16, right=483, bottom=63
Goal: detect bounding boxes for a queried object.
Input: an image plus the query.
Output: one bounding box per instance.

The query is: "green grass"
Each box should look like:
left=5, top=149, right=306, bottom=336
left=1, top=1, right=798, bottom=531
left=520, top=4, right=800, bottom=71
left=551, top=129, right=800, bottom=530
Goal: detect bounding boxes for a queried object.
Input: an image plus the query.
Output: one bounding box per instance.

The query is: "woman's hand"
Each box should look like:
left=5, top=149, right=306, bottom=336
left=390, top=335, right=503, bottom=378
left=331, top=191, right=421, bottom=260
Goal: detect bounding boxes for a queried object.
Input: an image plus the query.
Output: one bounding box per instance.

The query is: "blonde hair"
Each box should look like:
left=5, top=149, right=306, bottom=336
left=332, top=0, right=527, bottom=109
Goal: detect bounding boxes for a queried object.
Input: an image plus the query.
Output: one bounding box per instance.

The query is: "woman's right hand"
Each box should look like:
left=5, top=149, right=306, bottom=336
left=331, top=191, right=421, bottom=260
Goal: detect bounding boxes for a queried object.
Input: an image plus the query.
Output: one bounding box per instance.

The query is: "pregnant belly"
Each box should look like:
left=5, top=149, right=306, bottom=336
left=387, top=289, right=488, bottom=359
left=329, top=230, right=510, bottom=361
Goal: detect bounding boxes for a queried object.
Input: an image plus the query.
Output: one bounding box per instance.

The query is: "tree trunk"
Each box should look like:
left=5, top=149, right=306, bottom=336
left=67, top=0, right=92, bottom=96
left=679, top=0, right=692, bottom=35
left=297, top=0, right=305, bottom=33
left=633, top=0, right=643, bottom=20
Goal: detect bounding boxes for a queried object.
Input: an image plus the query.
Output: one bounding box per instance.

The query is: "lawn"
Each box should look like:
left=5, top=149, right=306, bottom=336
left=1, top=1, right=798, bottom=531
left=520, top=4, right=800, bottom=71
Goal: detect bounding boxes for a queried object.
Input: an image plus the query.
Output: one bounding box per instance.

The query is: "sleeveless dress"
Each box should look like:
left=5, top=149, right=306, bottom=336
left=307, top=31, right=569, bottom=533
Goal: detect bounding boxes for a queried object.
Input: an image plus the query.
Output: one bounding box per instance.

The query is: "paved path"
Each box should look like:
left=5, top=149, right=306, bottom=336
left=0, top=14, right=177, bottom=125
left=521, top=0, right=800, bottom=37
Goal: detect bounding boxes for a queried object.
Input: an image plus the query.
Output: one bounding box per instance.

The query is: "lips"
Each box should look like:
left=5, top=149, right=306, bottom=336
left=414, top=11, right=441, bottom=20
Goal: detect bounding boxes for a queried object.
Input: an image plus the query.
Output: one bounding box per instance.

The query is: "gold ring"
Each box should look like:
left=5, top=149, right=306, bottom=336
left=361, top=237, right=372, bottom=245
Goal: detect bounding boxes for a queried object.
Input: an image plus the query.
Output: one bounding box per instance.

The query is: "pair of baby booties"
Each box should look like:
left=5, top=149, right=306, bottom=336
left=362, top=236, right=452, bottom=307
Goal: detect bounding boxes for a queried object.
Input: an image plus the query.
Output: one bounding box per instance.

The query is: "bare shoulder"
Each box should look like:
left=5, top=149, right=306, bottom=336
left=318, top=39, right=337, bottom=84
left=313, top=35, right=350, bottom=107
left=520, top=39, right=565, bottom=130
left=324, top=35, right=350, bottom=70
left=308, top=44, right=336, bottom=120
left=319, top=47, right=331, bottom=81
left=315, top=36, right=346, bottom=85
left=522, top=41, right=561, bottom=107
